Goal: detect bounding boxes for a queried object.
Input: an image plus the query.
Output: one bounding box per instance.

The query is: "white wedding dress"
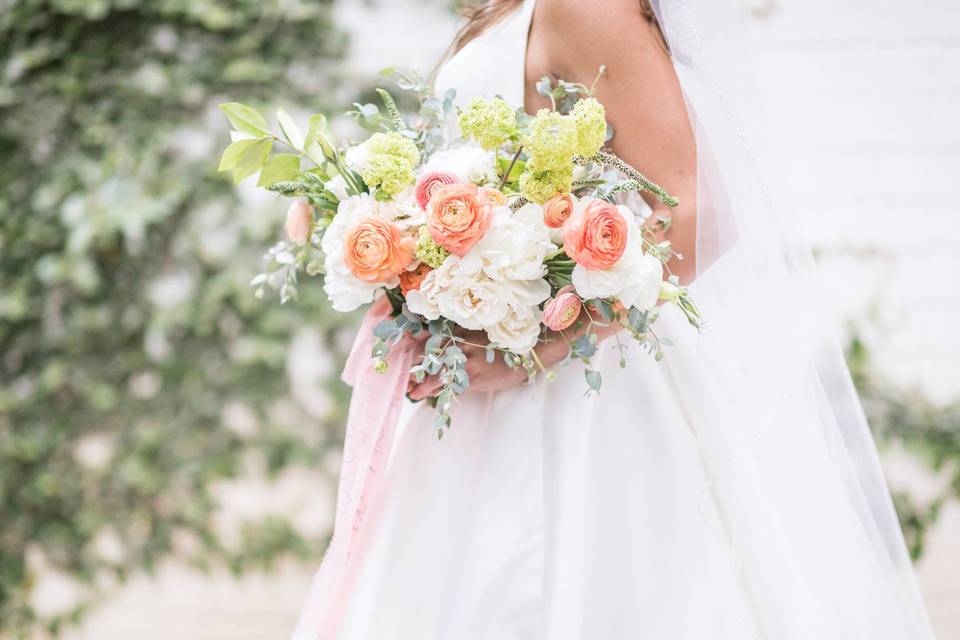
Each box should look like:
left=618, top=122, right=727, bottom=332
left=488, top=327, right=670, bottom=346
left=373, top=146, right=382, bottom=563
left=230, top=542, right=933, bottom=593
left=335, top=2, right=769, bottom=638
left=295, top=1, right=935, bottom=638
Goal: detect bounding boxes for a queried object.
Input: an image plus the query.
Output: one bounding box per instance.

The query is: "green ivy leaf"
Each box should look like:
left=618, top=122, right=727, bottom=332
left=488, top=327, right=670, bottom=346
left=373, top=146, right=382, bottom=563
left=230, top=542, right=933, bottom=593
left=219, top=102, right=270, bottom=136
left=257, top=153, right=300, bottom=187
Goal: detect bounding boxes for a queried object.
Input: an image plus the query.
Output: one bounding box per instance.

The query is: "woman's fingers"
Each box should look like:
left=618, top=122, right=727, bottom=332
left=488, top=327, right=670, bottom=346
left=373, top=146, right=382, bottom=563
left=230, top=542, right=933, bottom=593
left=408, top=374, right=443, bottom=401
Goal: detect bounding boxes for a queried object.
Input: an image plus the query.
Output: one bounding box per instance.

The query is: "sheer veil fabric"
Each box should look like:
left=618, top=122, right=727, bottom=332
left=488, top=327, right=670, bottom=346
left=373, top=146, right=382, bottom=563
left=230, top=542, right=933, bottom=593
left=291, top=0, right=935, bottom=638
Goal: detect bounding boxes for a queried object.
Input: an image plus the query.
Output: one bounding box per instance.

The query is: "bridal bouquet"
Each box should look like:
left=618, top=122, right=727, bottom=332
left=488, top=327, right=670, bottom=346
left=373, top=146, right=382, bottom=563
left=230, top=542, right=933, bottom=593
left=218, top=70, right=700, bottom=434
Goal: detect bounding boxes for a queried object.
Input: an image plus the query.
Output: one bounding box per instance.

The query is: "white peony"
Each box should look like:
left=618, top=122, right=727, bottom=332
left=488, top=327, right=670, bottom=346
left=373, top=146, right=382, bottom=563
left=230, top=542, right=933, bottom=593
left=420, top=143, right=497, bottom=185
left=570, top=214, right=664, bottom=311
left=406, top=253, right=550, bottom=332
left=321, top=194, right=398, bottom=312
left=387, top=187, right=426, bottom=229
left=486, top=304, right=543, bottom=354
left=432, top=259, right=509, bottom=330
left=462, top=203, right=556, bottom=282
left=343, top=141, right=372, bottom=174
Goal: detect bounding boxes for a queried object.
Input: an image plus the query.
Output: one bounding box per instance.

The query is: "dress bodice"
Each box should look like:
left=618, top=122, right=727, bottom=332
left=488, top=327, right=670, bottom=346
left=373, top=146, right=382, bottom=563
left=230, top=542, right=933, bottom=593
left=433, top=0, right=537, bottom=108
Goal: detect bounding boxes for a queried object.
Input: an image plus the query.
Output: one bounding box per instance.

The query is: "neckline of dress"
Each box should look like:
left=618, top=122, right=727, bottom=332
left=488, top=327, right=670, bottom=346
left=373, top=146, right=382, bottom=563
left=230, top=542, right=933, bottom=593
left=435, top=0, right=537, bottom=108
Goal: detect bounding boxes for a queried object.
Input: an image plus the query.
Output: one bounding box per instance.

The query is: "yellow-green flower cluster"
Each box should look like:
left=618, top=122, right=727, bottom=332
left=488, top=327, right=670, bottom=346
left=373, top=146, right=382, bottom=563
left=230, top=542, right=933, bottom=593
left=519, top=164, right=574, bottom=204
left=524, top=109, right=578, bottom=167
left=458, top=97, right=518, bottom=150
left=415, top=225, right=449, bottom=268
left=571, top=97, right=607, bottom=157
left=518, top=109, right=578, bottom=203
left=362, top=132, right=421, bottom=198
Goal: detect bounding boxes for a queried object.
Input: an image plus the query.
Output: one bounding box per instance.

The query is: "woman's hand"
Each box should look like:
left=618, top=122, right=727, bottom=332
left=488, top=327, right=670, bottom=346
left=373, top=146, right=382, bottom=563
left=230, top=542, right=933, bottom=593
left=406, top=311, right=622, bottom=400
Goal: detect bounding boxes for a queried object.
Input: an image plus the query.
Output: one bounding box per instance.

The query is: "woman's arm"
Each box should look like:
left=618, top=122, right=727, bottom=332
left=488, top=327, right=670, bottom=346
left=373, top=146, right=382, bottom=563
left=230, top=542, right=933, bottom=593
left=528, top=0, right=698, bottom=283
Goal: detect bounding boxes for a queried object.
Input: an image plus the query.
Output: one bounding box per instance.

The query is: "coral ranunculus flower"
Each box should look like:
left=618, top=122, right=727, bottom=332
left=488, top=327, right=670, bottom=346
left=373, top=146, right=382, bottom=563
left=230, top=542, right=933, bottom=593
left=561, top=198, right=628, bottom=270
left=415, top=170, right=461, bottom=210
left=543, top=193, right=574, bottom=228
left=426, top=183, right=493, bottom=257
left=343, top=217, right=416, bottom=282
left=398, top=262, right=433, bottom=295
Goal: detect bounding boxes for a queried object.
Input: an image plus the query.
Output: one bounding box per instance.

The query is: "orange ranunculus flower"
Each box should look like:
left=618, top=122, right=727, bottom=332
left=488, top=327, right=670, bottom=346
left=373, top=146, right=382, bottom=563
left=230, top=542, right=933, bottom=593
left=426, top=183, right=493, bottom=257
left=543, top=194, right=574, bottom=228
left=398, top=262, right=433, bottom=295
left=562, top=199, right=628, bottom=270
left=343, top=216, right=416, bottom=282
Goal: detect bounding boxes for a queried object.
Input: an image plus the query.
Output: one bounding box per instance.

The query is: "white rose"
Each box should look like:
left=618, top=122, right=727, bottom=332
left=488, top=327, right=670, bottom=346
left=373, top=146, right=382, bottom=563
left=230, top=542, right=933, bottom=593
left=421, top=143, right=497, bottom=184
left=485, top=305, right=543, bottom=354
left=321, top=194, right=398, bottom=312
left=463, top=204, right=555, bottom=282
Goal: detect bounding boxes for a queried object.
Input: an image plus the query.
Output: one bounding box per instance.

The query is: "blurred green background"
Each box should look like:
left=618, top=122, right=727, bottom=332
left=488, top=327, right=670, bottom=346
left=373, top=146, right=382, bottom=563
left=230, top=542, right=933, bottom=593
left=0, top=0, right=958, bottom=638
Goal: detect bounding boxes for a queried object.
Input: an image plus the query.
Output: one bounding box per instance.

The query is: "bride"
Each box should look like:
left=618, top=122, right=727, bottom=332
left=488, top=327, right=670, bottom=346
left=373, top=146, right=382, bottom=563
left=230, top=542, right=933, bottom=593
left=293, top=1, right=935, bottom=638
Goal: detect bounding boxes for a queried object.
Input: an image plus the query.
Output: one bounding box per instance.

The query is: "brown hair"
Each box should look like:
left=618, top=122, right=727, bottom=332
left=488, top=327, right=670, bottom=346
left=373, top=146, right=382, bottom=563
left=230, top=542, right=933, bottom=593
left=451, top=0, right=665, bottom=54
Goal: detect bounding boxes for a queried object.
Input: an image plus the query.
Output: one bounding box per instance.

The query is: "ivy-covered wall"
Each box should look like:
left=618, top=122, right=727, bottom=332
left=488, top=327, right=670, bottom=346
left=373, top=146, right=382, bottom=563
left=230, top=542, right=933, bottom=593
left=0, top=1, right=353, bottom=636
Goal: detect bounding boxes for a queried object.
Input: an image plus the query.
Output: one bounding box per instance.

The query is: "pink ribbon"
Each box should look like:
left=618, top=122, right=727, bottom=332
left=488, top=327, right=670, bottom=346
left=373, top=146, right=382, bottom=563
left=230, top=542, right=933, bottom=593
left=292, top=296, right=417, bottom=640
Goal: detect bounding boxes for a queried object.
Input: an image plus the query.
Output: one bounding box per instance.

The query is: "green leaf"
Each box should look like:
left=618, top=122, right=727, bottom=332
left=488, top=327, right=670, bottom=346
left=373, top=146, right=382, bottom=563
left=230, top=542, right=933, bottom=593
left=585, top=369, right=602, bottom=392
left=257, top=153, right=300, bottom=187
left=231, top=138, right=272, bottom=184
left=276, top=109, right=304, bottom=149
left=219, top=102, right=270, bottom=136
left=218, top=138, right=259, bottom=172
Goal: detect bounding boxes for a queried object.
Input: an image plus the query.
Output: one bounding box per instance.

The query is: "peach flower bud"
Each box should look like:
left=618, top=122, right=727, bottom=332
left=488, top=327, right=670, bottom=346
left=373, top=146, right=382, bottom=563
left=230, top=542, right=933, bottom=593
left=398, top=262, right=433, bottom=295
left=562, top=199, right=628, bottom=270
left=285, top=201, right=313, bottom=245
left=343, top=217, right=416, bottom=282
left=542, top=285, right=582, bottom=331
left=543, top=194, right=574, bottom=228
left=482, top=187, right=508, bottom=206
left=415, top=171, right=461, bottom=210
left=426, top=183, right=493, bottom=257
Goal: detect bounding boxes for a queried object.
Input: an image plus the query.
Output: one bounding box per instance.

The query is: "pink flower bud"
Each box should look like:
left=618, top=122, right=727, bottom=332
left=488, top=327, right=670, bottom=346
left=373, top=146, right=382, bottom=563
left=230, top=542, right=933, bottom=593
left=285, top=201, right=313, bottom=245
left=415, top=171, right=461, bottom=210
left=542, top=285, right=583, bottom=331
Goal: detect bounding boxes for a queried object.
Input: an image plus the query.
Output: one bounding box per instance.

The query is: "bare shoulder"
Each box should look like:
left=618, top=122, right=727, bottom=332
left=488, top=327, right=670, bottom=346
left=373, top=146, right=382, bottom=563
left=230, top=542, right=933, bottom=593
left=535, top=0, right=663, bottom=65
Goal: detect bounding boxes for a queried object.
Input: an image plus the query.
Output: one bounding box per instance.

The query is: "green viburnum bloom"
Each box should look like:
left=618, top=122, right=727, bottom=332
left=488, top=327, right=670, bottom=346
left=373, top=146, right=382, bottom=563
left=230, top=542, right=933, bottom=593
left=519, top=160, right=574, bottom=204
left=572, top=97, right=607, bottom=157
left=362, top=131, right=421, bottom=197
left=524, top=108, right=578, bottom=169
left=458, top=97, right=518, bottom=150
left=415, top=225, right=450, bottom=268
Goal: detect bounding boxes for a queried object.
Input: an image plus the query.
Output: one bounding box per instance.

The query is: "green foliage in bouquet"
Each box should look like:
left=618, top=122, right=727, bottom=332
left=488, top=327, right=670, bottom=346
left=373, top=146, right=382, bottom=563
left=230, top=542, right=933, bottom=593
left=0, top=1, right=350, bottom=636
